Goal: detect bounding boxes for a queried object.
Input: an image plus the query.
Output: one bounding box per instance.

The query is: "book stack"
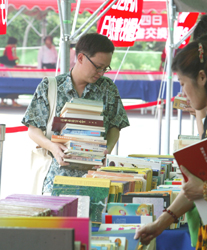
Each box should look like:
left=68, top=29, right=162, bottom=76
left=51, top=98, right=107, bottom=168
left=4, top=194, right=78, bottom=217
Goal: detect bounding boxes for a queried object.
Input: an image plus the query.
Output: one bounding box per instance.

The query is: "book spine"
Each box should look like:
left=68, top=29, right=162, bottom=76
left=62, top=129, right=101, bottom=137
left=54, top=117, right=104, bottom=127
left=69, top=142, right=106, bottom=152
left=69, top=156, right=102, bottom=162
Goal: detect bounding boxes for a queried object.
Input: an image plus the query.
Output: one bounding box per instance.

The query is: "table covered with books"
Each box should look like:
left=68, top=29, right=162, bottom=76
left=0, top=98, right=203, bottom=249
left=0, top=76, right=181, bottom=102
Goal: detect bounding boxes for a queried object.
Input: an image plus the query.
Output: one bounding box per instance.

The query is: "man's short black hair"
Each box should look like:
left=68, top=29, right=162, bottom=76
left=75, top=33, right=114, bottom=57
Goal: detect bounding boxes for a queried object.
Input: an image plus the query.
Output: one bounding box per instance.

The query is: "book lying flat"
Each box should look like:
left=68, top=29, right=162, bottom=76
left=5, top=194, right=78, bottom=217
left=51, top=135, right=106, bottom=145
left=70, top=98, right=103, bottom=107
left=52, top=116, right=104, bottom=132
left=61, top=112, right=104, bottom=121
left=61, top=102, right=103, bottom=115
left=63, top=158, right=103, bottom=165
left=62, top=129, right=101, bottom=137
left=62, top=123, right=105, bottom=132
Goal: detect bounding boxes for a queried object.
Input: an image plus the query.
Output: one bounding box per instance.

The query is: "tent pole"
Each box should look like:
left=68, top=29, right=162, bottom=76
left=0, top=124, right=5, bottom=198
left=70, top=0, right=113, bottom=40
left=74, top=0, right=118, bottom=41
left=178, top=109, right=182, bottom=135
left=71, top=0, right=81, bottom=36
left=59, top=0, right=74, bottom=74
left=7, top=7, right=25, bottom=26
left=164, top=0, right=175, bottom=154
left=113, top=47, right=130, bottom=155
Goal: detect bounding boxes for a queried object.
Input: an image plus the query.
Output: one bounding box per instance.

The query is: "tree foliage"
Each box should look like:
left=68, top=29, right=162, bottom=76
left=0, top=9, right=165, bottom=52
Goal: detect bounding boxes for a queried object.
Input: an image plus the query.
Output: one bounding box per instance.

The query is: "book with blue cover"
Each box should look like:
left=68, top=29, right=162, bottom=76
left=62, top=129, right=101, bottom=137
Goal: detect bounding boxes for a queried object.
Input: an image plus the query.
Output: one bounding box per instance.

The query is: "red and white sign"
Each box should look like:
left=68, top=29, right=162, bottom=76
left=97, top=0, right=143, bottom=47
left=175, top=12, right=199, bottom=49
left=136, top=14, right=168, bottom=41
left=0, top=0, right=7, bottom=35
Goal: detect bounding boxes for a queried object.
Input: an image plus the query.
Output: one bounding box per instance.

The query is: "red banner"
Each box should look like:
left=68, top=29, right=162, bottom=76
left=136, top=14, right=168, bottom=42
left=0, top=0, right=7, bottom=35
left=97, top=0, right=143, bottom=47
left=175, top=12, right=199, bottom=49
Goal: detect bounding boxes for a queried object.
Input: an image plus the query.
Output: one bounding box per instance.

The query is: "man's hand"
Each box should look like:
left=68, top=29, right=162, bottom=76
left=181, top=165, right=204, bottom=201
left=50, top=142, right=70, bottom=166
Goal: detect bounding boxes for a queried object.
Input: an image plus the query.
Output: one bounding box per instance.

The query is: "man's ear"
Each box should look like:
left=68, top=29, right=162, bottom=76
left=198, top=70, right=207, bottom=86
left=77, top=53, right=84, bottom=64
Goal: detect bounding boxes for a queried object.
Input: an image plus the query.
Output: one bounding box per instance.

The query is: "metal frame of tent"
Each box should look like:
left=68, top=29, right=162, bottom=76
left=162, top=0, right=207, bottom=154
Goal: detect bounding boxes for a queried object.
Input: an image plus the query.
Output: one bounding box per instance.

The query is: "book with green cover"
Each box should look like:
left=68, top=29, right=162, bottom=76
left=52, top=176, right=111, bottom=226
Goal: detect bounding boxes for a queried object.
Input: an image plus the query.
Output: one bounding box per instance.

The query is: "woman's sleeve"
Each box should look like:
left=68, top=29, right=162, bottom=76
left=22, top=78, right=50, bottom=132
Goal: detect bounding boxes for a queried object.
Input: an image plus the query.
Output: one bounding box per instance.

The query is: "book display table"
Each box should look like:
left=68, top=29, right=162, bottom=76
left=0, top=77, right=180, bottom=102
left=92, top=224, right=195, bottom=250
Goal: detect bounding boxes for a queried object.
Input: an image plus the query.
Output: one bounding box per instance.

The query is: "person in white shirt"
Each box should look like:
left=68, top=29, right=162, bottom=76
left=38, top=36, right=58, bottom=69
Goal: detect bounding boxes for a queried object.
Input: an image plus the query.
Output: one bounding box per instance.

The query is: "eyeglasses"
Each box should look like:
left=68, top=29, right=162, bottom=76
left=83, top=53, right=111, bottom=73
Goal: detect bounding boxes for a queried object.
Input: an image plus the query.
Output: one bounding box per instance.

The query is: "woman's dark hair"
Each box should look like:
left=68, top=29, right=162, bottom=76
left=172, top=41, right=207, bottom=84
left=75, top=33, right=114, bottom=57
left=44, top=35, right=53, bottom=43
left=7, top=37, right=17, bottom=45
left=193, top=15, right=207, bottom=40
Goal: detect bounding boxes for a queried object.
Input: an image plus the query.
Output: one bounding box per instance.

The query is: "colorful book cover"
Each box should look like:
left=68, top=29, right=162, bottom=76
left=5, top=194, right=78, bottom=217
left=52, top=176, right=110, bottom=225
left=0, top=217, right=91, bottom=250
left=107, top=203, right=153, bottom=216
left=51, top=135, right=106, bottom=144
left=98, top=223, right=143, bottom=232
left=104, top=214, right=153, bottom=224
left=91, top=236, right=127, bottom=250
left=132, top=197, right=163, bottom=220
left=62, top=129, right=101, bottom=137
left=67, top=141, right=106, bottom=151
left=92, top=229, right=140, bottom=250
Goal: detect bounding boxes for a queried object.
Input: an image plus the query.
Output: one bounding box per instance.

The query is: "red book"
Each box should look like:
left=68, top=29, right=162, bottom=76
left=173, top=138, right=207, bottom=182
left=52, top=116, right=104, bottom=132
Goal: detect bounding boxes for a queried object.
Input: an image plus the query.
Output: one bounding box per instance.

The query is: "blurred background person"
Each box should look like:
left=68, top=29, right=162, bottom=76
left=0, top=37, right=20, bottom=107
left=0, top=36, right=19, bottom=67
left=38, top=35, right=58, bottom=69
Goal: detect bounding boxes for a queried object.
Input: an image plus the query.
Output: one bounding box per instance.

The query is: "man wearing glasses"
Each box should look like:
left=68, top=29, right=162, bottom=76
left=22, top=33, right=130, bottom=194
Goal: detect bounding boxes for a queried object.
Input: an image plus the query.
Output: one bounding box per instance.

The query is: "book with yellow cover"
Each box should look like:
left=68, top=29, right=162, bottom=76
left=89, top=170, right=147, bottom=191
left=99, top=167, right=152, bottom=191
left=173, top=96, right=190, bottom=110
left=52, top=176, right=110, bottom=225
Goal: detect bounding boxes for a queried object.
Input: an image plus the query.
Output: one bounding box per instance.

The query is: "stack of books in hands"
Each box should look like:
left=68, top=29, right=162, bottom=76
left=51, top=98, right=107, bottom=168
